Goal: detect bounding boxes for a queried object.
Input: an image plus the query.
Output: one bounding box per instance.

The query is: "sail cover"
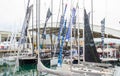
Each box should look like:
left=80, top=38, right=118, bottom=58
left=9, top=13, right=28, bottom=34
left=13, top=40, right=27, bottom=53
left=84, top=9, right=101, bottom=63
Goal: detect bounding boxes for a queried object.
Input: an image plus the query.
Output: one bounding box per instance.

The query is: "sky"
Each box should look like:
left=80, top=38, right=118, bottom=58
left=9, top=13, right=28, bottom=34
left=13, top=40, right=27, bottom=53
left=0, top=0, right=120, bottom=32
left=0, top=0, right=25, bottom=32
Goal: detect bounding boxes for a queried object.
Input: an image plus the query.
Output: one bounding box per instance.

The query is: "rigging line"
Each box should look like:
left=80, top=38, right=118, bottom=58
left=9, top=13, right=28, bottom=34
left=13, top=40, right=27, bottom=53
left=24, top=0, right=30, bottom=12
left=50, top=0, right=53, bottom=57
left=53, top=0, right=62, bottom=58
left=70, top=0, right=77, bottom=68
left=55, top=0, right=62, bottom=30
left=83, top=0, right=85, bottom=63
left=32, top=4, right=34, bottom=56
left=74, top=1, right=80, bottom=47
left=27, top=0, right=30, bottom=8
left=102, top=0, right=107, bottom=57
left=105, top=0, right=107, bottom=19
left=36, top=0, right=40, bottom=59
left=24, top=0, right=26, bottom=12
left=35, top=0, right=37, bottom=48
left=76, top=0, right=80, bottom=64
left=91, top=0, right=93, bottom=33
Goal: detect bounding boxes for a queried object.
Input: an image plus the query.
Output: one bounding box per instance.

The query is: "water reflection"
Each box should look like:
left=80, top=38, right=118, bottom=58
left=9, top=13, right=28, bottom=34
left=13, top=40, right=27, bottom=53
left=0, top=64, right=37, bottom=76
left=0, top=63, right=57, bottom=76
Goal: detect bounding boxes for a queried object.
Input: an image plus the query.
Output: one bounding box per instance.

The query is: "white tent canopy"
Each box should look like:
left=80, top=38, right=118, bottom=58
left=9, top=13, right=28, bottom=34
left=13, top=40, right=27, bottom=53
left=97, top=48, right=118, bottom=53
left=94, top=38, right=120, bottom=45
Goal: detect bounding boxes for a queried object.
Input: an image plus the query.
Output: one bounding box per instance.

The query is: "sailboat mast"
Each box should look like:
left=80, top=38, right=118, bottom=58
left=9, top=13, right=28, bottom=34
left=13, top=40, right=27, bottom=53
left=32, top=5, right=34, bottom=56
left=50, top=0, right=53, bottom=57
left=91, top=0, right=93, bottom=32
left=36, top=0, right=40, bottom=59
left=70, top=0, right=73, bottom=69
left=62, top=0, right=63, bottom=14
left=83, top=0, right=85, bottom=62
left=76, top=1, right=80, bottom=64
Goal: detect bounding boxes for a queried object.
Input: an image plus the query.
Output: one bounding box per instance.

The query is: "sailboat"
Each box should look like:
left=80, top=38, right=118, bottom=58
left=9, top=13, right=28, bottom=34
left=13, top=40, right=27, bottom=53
left=2, top=32, right=19, bottom=65
left=99, top=18, right=119, bottom=64
left=37, top=2, right=119, bottom=74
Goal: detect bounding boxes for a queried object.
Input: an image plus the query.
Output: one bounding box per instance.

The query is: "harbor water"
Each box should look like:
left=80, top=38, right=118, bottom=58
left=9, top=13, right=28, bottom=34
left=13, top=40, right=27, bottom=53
left=0, top=62, right=57, bottom=76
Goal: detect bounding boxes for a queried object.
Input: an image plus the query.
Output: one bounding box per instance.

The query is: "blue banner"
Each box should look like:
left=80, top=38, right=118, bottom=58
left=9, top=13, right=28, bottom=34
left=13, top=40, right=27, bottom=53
left=58, top=20, right=67, bottom=67
left=65, top=8, right=76, bottom=41
left=58, top=4, right=67, bottom=41
left=101, top=18, right=105, bottom=51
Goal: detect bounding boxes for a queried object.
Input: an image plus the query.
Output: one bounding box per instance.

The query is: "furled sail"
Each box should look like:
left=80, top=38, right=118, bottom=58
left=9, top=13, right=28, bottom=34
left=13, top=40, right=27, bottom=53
left=84, top=9, right=101, bottom=62
left=18, top=4, right=33, bottom=45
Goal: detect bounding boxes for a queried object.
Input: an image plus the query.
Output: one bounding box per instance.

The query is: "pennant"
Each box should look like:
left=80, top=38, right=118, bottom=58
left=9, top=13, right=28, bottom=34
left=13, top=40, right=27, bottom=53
left=58, top=16, right=64, bottom=41
left=58, top=20, right=67, bottom=67
left=46, top=8, right=52, bottom=22
left=18, top=5, right=33, bottom=45
left=101, top=18, right=105, bottom=51
left=65, top=8, right=76, bottom=41
left=101, top=18, right=105, bottom=25
left=72, top=8, right=76, bottom=25
left=65, top=21, right=71, bottom=41
left=42, top=8, right=52, bottom=39
left=58, top=4, right=67, bottom=41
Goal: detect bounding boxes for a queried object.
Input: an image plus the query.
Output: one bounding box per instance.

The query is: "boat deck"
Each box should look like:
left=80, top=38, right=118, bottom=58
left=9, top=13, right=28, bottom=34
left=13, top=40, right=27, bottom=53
left=0, top=50, right=17, bottom=53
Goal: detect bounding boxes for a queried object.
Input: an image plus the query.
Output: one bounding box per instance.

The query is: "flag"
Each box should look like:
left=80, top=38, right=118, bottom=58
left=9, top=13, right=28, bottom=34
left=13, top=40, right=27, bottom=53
left=63, top=4, right=67, bottom=16
left=61, top=20, right=67, bottom=36
left=101, top=18, right=105, bottom=24
left=42, top=8, right=52, bottom=39
left=65, top=8, right=76, bottom=41
left=101, top=18, right=105, bottom=51
left=58, top=16, right=64, bottom=41
left=58, top=20, right=67, bottom=67
left=65, top=21, right=71, bottom=41
left=18, top=5, right=33, bottom=45
left=58, top=4, right=67, bottom=41
left=72, top=8, right=76, bottom=25
left=46, top=8, right=52, bottom=22
left=42, top=23, right=47, bottom=39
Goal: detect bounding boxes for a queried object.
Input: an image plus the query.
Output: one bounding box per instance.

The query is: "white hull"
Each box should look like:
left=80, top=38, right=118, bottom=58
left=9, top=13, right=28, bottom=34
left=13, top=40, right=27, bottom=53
left=51, top=57, right=58, bottom=66
left=0, top=58, right=3, bottom=65
left=113, top=66, right=120, bottom=76
left=37, top=59, right=75, bottom=76
left=3, top=56, right=16, bottom=62
left=101, top=58, right=118, bottom=62
left=2, top=55, right=32, bottom=65
left=37, top=57, right=118, bottom=76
